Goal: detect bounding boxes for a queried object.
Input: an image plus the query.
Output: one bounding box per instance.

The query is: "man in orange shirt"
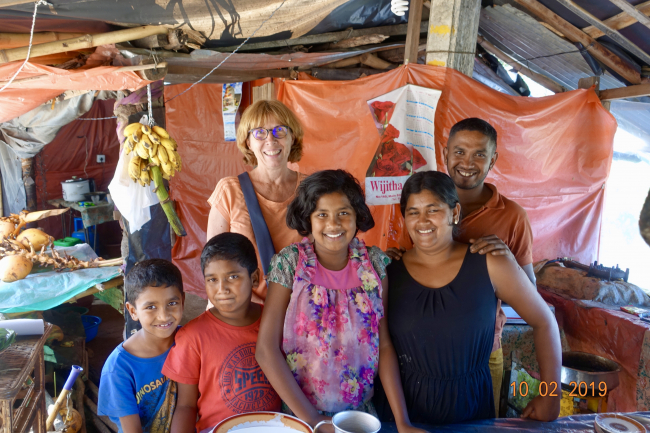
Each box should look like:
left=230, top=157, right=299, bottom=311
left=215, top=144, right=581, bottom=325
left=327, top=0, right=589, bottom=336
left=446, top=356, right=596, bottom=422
left=443, top=117, right=536, bottom=417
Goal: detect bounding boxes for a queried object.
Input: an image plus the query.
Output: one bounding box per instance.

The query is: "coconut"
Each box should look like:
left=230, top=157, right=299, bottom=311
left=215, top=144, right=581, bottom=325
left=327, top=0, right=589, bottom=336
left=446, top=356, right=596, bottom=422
left=16, top=228, right=53, bottom=251
left=0, top=220, right=14, bottom=238
left=0, top=255, right=33, bottom=282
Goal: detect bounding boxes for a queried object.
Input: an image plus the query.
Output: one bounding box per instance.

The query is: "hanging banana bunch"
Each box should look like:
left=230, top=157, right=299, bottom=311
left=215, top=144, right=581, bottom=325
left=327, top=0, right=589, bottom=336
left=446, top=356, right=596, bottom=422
left=123, top=123, right=182, bottom=184
left=122, top=122, right=186, bottom=237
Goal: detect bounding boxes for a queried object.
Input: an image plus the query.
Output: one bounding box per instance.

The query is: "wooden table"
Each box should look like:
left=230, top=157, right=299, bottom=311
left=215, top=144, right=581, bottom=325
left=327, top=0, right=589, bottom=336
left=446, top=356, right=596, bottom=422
left=0, top=323, right=52, bottom=433
left=47, top=199, right=115, bottom=251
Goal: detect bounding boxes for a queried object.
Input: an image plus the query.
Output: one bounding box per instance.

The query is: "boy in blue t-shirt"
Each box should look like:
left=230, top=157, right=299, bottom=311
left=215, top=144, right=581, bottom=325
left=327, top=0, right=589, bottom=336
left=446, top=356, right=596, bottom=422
left=98, top=259, right=185, bottom=433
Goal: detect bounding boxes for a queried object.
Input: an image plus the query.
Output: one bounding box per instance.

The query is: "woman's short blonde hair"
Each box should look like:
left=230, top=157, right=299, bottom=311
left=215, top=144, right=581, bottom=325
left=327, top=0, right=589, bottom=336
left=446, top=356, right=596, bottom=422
left=236, top=100, right=304, bottom=166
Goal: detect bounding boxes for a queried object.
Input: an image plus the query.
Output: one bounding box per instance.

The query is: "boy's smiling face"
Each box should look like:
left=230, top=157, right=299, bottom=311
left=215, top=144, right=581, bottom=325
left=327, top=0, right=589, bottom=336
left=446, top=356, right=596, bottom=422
left=204, top=259, right=259, bottom=318
left=126, top=285, right=184, bottom=340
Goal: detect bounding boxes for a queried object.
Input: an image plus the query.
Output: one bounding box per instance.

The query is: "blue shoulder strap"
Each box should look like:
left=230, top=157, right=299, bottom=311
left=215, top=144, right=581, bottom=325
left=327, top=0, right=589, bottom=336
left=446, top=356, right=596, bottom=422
left=238, top=172, right=275, bottom=276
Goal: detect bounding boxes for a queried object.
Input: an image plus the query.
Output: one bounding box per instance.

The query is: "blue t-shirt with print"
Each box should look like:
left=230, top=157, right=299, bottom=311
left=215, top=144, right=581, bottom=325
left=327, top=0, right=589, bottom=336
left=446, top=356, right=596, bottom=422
left=98, top=343, right=176, bottom=433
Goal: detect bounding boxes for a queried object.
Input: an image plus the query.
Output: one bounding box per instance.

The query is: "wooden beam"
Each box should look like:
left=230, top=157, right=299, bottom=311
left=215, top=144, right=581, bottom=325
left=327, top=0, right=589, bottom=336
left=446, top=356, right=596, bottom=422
left=607, top=0, right=650, bottom=31
left=513, top=0, right=642, bottom=84
left=600, top=83, right=650, bottom=100
left=0, top=0, right=36, bottom=6
left=405, top=0, right=425, bottom=64
left=477, top=35, right=566, bottom=93
left=0, top=26, right=167, bottom=64
left=360, top=53, right=393, bottom=69
left=166, top=65, right=296, bottom=79
left=320, top=56, right=362, bottom=68
left=425, top=0, right=481, bottom=77
left=578, top=76, right=600, bottom=93
left=329, top=35, right=388, bottom=50
left=583, top=1, right=650, bottom=38
left=311, top=67, right=389, bottom=80
left=378, top=40, right=427, bottom=63
left=213, top=22, right=429, bottom=52
left=0, top=32, right=88, bottom=49
left=555, top=0, right=650, bottom=66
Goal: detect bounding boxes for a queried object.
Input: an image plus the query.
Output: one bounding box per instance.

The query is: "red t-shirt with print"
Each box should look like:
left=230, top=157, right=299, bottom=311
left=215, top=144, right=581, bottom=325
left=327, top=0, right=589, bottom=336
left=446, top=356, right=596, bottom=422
left=162, top=309, right=280, bottom=432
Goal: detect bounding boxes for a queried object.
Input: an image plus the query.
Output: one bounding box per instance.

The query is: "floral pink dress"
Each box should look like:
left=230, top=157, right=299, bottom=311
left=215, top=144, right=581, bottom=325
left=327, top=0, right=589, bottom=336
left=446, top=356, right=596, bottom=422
left=267, top=237, right=390, bottom=414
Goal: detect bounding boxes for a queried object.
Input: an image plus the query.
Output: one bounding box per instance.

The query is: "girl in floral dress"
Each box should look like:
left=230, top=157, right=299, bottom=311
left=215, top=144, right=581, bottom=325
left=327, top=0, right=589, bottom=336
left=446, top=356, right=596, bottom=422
left=256, top=170, right=425, bottom=433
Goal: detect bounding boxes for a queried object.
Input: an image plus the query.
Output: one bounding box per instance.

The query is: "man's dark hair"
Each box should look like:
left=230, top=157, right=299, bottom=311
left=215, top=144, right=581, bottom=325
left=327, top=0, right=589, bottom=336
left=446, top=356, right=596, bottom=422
left=400, top=171, right=461, bottom=236
left=287, top=169, right=374, bottom=237
left=125, top=259, right=184, bottom=304
left=201, top=232, right=258, bottom=275
left=449, top=117, right=497, bottom=151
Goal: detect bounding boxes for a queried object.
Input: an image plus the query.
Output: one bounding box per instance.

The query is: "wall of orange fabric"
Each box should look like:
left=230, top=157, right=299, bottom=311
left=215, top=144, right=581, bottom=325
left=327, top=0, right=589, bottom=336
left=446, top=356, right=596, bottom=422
left=165, top=64, right=616, bottom=298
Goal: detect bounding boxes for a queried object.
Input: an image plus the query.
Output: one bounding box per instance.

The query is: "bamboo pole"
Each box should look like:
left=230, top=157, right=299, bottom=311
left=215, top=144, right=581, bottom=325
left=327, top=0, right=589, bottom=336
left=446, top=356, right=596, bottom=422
left=0, top=32, right=87, bottom=49
left=513, top=0, right=642, bottom=84
left=477, top=36, right=566, bottom=93
left=0, top=26, right=167, bottom=64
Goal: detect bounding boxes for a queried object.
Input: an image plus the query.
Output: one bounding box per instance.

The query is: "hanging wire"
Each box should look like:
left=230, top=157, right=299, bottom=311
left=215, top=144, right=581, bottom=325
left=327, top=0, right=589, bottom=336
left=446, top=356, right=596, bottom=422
left=0, top=0, right=50, bottom=93
left=166, top=0, right=288, bottom=103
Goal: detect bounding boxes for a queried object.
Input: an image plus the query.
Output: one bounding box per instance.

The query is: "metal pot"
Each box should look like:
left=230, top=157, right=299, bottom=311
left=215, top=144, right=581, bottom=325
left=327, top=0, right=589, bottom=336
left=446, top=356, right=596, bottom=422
left=61, top=178, right=90, bottom=202
left=561, top=351, right=621, bottom=397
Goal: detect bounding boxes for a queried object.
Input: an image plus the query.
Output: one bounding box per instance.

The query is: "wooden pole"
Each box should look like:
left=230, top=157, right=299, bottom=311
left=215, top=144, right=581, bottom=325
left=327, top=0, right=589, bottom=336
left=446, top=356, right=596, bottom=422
left=404, top=0, right=425, bottom=64
left=583, top=1, right=650, bottom=38
left=555, top=0, right=650, bottom=66
left=513, top=0, right=642, bottom=84
left=425, top=0, right=482, bottom=77
left=20, top=157, right=36, bottom=211
left=0, top=0, right=36, bottom=6
left=0, top=32, right=87, bottom=49
left=607, top=0, right=650, bottom=30
left=0, top=26, right=167, bottom=64
left=476, top=36, right=565, bottom=93
left=320, top=56, right=362, bottom=68
left=600, top=83, right=650, bottom=100
left=360, top=53, right=394, bottom=69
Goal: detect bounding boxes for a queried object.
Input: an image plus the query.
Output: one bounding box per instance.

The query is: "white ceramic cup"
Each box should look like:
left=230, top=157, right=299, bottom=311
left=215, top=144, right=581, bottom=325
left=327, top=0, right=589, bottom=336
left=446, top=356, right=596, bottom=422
left=314, top=411, right=381, bottom=433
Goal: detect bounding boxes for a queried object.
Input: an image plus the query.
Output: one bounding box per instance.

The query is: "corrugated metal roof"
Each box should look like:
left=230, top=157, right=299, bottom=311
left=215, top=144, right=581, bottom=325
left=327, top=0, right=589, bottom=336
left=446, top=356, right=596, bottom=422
left=479, top=4, right=624, bottom=92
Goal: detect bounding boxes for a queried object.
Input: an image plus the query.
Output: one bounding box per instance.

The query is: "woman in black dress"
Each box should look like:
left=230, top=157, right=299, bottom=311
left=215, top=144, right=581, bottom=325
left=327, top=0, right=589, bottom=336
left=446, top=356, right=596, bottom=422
left=376, top=171, right=561, bottom=425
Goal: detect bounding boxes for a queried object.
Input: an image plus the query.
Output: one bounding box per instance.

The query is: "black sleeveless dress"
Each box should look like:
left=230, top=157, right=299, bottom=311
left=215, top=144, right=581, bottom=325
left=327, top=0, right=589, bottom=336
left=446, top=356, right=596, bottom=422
left=375, top=247, right=497, bottom=425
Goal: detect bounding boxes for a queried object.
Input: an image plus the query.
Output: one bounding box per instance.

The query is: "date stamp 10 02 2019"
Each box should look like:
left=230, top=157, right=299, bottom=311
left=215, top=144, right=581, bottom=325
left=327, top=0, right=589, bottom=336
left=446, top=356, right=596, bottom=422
left=510, top=381, right=608, bottom=398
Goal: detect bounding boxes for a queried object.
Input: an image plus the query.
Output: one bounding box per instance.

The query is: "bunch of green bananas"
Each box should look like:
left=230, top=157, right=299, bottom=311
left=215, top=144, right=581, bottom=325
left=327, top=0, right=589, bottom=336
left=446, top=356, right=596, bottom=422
left=123, top=123, right=182, bottom=186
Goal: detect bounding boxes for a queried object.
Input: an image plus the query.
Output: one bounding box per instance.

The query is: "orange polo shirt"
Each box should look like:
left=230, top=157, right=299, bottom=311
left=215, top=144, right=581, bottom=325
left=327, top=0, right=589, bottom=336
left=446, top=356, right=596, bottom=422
left=455, top=183, right=534, bottom=352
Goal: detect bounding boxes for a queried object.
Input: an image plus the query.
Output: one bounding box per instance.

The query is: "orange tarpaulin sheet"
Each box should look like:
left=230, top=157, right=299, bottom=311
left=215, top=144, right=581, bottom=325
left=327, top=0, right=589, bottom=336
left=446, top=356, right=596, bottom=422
left=0, top=60, right=151, bottom=123
left=165, top=65, right=616, bottom=298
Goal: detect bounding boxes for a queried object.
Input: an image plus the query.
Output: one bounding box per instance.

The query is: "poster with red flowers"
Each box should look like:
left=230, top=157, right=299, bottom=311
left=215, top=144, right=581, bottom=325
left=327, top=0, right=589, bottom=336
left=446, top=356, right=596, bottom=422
left=365, top=84, right=441, bottom=205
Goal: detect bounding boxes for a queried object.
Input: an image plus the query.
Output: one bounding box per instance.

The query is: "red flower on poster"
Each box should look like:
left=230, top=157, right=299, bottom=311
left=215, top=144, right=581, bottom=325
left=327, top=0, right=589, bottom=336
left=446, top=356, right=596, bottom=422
left=381, top=140, right=411, bottom=167
left=371, top=101, right=395, bottom=125
left=380, top=124, right=400, bottom=143
left=412, top=147, right=427, bottom=170
left=374, top=157, right=410, bottom=177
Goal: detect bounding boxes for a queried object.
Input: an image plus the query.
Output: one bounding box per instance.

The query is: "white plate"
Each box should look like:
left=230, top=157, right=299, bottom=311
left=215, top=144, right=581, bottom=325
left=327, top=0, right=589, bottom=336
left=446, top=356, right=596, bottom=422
left=595, top=414, right=647, bottom=433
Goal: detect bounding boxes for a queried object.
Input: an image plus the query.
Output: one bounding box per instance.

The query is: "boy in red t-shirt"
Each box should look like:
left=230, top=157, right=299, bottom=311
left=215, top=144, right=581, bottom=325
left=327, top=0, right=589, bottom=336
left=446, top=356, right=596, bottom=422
left=163, top=233, right=281, bottom=433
